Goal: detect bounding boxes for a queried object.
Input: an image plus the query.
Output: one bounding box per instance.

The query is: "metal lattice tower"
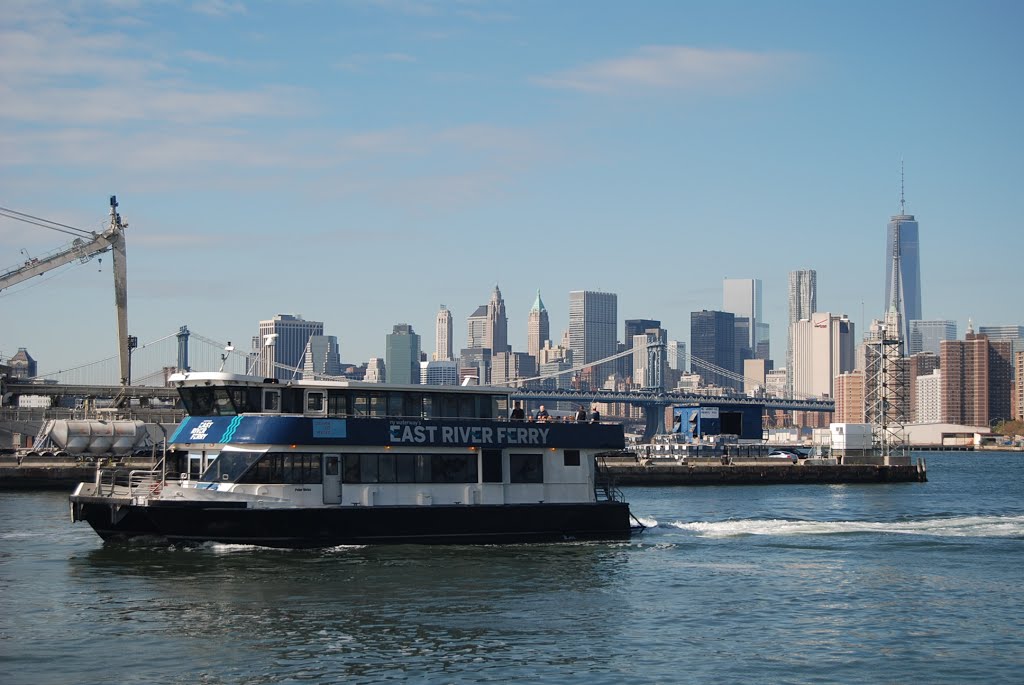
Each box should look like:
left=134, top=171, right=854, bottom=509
left=865, top=333, right=908, bottom=463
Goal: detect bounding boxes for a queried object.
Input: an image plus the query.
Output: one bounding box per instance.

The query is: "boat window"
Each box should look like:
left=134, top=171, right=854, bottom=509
left=369, top=392, right=387, bottom=417
left=431, top=454, right=476, bottom=483
left=387, top=393, right=404, bottom=418
left=396, top=453, right=416, bottom=482
left=415, top=454, right=432, bottom=482
left=200, top=450, right=262, bottom=483
left=342, top=454, right=361, bottom=483
left=306, top=391, right=326, bottom=414
left=458, top=395, right=475, bottom=418
left=359, top=453, right=378, bottom=483
left=238, top=452, right=322, bottom=484
left=563, top=449, right=581, bottom=467
left=327, top=390, right=350, bottom=417
left=263, top=389, right=280, bottom=412
left=378, top=453, right=397, bottom=482
left=481, top=449, right=502, bottom=483
left=213, top=387, right=238, bottom=415
left=403, top=393, right=424, bottom=419
left=340, top=453, right=479, bottom=484
left=180, top=387, right=216, bottom=416
left=281, top=389, right=304, bottom=414
left=509, top=453, right=543, bottom=483
left=491, top=396, right=507, bottom=420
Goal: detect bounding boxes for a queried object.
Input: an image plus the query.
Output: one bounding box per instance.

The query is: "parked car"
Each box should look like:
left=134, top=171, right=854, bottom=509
left=766, top=449, right=808, bottom=463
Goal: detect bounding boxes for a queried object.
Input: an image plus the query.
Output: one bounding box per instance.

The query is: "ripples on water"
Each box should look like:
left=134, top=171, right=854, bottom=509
left=1, top=452, right=1023, bottom=684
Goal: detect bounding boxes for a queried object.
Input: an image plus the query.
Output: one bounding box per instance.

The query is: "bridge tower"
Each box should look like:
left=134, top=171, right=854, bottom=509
left=177, top=326, right=191, bottom=372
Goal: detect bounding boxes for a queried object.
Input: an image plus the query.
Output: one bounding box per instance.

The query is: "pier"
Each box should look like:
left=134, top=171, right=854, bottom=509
left=598, top=454, right=928, bottom=485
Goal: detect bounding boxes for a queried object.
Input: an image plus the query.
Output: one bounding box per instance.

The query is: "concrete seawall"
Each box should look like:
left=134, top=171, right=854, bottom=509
left=599, top=458, right=927, bottom=485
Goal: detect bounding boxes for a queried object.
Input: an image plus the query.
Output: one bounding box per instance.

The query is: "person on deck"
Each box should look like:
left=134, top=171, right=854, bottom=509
left=575, top=405, right=587, bottom=422
left=510, top=402, right=525, bottom=421
left=590, top=406, right=601, bottom=423
left=536, top=405, right=550, bottom=422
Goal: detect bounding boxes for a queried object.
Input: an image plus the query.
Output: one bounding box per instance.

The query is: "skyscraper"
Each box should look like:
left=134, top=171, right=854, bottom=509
left=302, top=335, right=342, bottom=378
left=527, top=290, right=549, bottom=362
left=787, top=270, right=817, bottom=396
left=568, top=290, right=617, bottom=387
left=790, top=313, right=855, bottom=399
left=485, top=284, right=509, bottom=355
left=434, top=305, right=453, bottom=361
left=884, top=177, right=922, bottom=349
left=255, top=314, right=324, bottom=380
left=690, top=310, right=738, bottom=390
left=908, top=320, right=956, bottom=356
left=723, top=278, right=769, bottom=359
left=385, top=324, right=421, bottom=385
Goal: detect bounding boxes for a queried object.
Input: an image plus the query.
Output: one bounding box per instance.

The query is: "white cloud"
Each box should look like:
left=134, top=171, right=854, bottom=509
left=190, top=0, right=248, bottom=17
left=533, top=45, right=805, bottom=95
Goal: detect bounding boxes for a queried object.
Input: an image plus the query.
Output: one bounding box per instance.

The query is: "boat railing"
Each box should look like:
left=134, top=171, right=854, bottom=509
left=594, top=456, right=626, bottom=503
left=92, top=466, right=164, bottom=498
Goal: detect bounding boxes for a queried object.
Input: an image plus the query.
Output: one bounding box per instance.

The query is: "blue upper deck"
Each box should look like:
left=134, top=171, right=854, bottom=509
left=167, top=372, right=624, bottom=450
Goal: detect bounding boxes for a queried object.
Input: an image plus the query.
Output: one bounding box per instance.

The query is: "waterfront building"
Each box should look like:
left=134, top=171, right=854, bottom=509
left=420, top=360, right=459, bottom=386
left=7, top=348, right=37, bottom=380
left=363, top=357, right=385, bottom=383
left=908, top=352, right=941, bottom=422
left=916, top=370, right=942, bottom=424
left=385, top=324, right=421, bottom=385
left=787, top=270, right=817, bottom=396
left=434, top=305, right=453, bottom=361
left=834, top=371, right=866, bottom=423
left=978, top=325, right=1024, bottom=353
left=254, top=314, right=324, bottom=381
left=569, top=290, right=618, bottom=388
left=908, top=320, right=956, bottom=356
left=690, top=310, right=739, bottom=391
left=884, top=187, right=922, bottom=350
left=790, top=313, right=855, bottom=399
left=527, top=290, right=549, bottom=363
left=1016, top=351, right=1024, bottom=421
left=302, top=335, right=342, bottom=379
left=724, top=278, right=769, bottom=360
left=940, top=327, right=1014, bottom=425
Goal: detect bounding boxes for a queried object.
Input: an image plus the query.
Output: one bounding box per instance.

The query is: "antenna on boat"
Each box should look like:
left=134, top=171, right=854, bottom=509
left=219, top=342, right=234, bottom=372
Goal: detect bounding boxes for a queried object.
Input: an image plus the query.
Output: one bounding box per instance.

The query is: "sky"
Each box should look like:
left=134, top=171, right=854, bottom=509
left=2, top=0, right=1022, bottom=379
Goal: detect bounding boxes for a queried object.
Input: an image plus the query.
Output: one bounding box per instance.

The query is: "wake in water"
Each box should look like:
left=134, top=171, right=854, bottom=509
left=639, top=514, right=1024, bottom=539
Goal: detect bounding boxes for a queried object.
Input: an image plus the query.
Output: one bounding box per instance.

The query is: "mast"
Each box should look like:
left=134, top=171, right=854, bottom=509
left=108, top=196, right=130, bottom=389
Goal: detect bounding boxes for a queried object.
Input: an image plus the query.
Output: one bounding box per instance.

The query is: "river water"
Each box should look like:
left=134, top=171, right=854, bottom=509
left=1, top=452, right=1022, bottom=684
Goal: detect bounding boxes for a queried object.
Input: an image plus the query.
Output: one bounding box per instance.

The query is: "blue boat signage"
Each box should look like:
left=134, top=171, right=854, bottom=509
left=170, top=416, right=624, bottom=450
left=389, top=423, right=550, bottom=446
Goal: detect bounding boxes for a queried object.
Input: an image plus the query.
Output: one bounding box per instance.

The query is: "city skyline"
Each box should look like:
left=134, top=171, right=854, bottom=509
left=2, top=1, right=1022, bottom=371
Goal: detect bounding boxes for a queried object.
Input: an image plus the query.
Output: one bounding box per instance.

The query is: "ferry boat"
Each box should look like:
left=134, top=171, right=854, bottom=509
left=70, top=372, right=640, bottom=547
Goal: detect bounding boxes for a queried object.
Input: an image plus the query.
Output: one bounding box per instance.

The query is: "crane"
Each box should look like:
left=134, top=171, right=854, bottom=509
left=0, top=197, right=131, bottom=389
